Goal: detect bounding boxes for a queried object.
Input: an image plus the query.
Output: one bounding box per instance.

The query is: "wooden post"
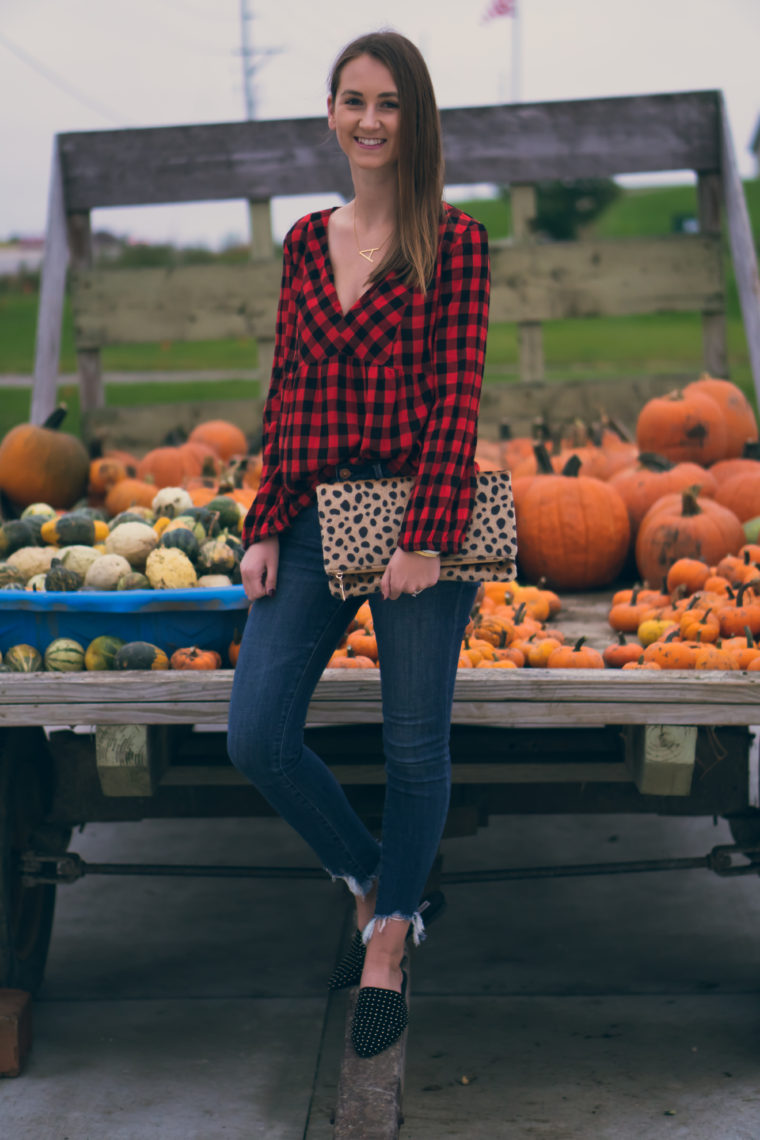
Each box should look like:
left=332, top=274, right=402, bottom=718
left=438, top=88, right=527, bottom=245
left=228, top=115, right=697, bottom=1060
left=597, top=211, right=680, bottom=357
left=30, top=138, right=68, bottom=425
left=623, top=725, right=697, bottom=796
left=511, top=184, right=544, bottom=383
left=95, top=724, right=170, bottom=797
left=68, top=211, right=103, bottom=411
left=719, top=96, right=760, bottom=406
left=697, top=170, right=727, bottom=378
left=248, top=198, right=275, bottom=399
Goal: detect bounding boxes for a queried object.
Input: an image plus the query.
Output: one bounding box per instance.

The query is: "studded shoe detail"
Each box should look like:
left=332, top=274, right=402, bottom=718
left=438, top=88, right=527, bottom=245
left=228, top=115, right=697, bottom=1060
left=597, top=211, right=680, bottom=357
left=350, top=970, right=409, bottom=1058
left=327, top=930, right=365, bottom=992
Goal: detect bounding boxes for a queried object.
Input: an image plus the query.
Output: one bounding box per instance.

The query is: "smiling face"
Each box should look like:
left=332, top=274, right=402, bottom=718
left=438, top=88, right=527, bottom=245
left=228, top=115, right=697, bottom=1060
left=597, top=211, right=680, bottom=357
left=327, top=54, right=400, bottom=170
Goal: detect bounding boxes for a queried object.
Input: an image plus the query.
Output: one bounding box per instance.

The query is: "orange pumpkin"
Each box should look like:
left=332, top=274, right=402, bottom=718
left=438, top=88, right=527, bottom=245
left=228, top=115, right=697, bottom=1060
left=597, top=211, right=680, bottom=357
left=104, top=477, right=157, bottom=516
left=602, top=633, right=646, bottom=668
left=514, top=457, right=630, bottom=590
left=228, top=628, right=243, bottom=667
left=635, top=388, right=726, bottom=466
left=713, top=468, right=760, bottom=523
left=546, top=637, right=605, bottom=669
left=0, top=405, right=90, bottom=509
left=346, top=628, right=379, bottom=662
left=188, top=420, right=248, bottom=461
left=137, top=446, right=196, bottom=489
left=683, top=375, right=758, bottom=459
left=608, top=453, right=718, bottom=538
left=666, top=557, right=710, bottom=596
left=88, top=456, right=128, bottom=496
left=170, top=646, right=222, bottom=670
left=635, top=488, right=745, bottom=586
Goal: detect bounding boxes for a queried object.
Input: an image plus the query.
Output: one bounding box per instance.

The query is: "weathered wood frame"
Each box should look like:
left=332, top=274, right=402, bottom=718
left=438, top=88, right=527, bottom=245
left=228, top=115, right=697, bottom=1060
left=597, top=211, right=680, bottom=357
left=31, top=90, right=760, bottom=426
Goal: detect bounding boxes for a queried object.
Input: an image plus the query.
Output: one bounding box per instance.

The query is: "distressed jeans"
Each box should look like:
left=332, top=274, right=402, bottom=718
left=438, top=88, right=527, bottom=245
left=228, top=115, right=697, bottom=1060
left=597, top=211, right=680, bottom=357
left=227, top=492, right=478, bottom=937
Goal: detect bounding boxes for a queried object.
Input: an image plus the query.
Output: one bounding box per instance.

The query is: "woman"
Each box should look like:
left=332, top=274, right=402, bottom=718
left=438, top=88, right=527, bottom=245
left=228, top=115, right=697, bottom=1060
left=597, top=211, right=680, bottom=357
left=227, top=30, right=490, bottom=1058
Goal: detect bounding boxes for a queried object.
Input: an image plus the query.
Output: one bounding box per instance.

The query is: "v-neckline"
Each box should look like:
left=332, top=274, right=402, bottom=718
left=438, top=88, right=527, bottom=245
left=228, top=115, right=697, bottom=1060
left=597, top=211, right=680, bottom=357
left=321, top=207, right=377, bottom=319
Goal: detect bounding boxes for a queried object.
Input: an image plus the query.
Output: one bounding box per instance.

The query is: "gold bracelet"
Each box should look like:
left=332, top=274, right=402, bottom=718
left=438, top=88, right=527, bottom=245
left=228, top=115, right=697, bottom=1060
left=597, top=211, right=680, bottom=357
left=411, top=550, right=440, bottom=558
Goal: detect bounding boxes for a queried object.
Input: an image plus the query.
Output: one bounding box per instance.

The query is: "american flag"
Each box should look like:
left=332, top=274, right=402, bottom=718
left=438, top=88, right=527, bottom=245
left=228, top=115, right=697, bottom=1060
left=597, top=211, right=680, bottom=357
left=482, top=0, right=517, bottom=19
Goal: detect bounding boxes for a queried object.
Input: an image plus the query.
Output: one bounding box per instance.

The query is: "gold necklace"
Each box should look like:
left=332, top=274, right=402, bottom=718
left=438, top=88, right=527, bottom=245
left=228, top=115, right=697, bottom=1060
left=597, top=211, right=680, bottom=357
left=353, top=208, right=392, bottom=264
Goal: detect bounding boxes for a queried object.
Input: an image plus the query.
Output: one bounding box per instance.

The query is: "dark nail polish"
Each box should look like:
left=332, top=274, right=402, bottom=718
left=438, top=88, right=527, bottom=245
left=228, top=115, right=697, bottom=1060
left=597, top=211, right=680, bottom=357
left=267, top=588, right=276, bottom=597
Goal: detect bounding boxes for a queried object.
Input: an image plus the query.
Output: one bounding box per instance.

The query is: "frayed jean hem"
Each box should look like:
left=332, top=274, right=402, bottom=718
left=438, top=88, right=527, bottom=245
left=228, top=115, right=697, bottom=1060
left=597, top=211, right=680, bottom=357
left=328, top=869, right=379, bottom=900
left=362, top=910, right=426, bottom=947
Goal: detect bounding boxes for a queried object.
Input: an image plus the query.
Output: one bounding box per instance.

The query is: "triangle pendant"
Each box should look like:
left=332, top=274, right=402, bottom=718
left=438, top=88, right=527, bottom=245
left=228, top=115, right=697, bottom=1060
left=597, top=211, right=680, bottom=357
left=359, top=247, right=380, bottom=263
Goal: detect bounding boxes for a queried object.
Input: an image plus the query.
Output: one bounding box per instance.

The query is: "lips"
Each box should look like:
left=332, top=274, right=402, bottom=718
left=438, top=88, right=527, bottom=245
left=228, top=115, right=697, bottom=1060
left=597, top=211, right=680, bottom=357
left=355, top=137, right=385, bottom=148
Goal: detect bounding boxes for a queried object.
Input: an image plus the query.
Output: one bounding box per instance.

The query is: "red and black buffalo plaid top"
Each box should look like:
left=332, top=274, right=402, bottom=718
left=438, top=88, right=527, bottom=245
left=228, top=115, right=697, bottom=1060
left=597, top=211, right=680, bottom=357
left=242, top=202, right=490, bottom=554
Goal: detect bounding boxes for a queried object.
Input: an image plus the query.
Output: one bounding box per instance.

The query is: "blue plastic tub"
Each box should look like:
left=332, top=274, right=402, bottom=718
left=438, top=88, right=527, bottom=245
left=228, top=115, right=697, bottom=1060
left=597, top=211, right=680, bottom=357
left=0, top=587, right=249, bottom=657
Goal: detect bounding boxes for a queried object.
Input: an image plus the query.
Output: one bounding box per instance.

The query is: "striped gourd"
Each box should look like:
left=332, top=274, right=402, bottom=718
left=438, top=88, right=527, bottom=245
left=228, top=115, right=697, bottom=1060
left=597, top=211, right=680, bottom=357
left=44, top=638, right=86, bottom=672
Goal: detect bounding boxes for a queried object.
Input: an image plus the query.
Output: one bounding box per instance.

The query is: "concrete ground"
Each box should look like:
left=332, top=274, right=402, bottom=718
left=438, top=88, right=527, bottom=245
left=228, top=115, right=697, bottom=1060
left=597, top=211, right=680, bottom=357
left=3, top=804, right=759, bottom=1140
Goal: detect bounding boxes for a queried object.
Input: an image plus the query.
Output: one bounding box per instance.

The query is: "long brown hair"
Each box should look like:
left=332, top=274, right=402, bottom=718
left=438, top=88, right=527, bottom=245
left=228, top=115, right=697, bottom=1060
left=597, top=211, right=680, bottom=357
left=329, top=31, right=444, bottom=292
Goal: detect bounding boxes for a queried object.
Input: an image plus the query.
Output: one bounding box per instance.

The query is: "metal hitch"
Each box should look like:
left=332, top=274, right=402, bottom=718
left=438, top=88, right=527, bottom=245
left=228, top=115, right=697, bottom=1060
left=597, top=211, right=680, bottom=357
left=20, top=844, right=760, bottom=887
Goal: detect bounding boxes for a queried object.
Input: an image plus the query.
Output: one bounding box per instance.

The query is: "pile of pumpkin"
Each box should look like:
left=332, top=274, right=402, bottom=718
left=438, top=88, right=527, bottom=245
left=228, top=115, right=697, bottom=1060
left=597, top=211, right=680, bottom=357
left=476, top=374, right=760, bottom=592
left=605, top=550, right=760, bottom=670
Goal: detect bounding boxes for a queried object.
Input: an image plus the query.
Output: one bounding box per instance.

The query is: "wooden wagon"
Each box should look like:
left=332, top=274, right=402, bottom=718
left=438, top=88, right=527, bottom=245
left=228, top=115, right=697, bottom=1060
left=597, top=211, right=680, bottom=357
left=4, top=88, right=760, bottom=1128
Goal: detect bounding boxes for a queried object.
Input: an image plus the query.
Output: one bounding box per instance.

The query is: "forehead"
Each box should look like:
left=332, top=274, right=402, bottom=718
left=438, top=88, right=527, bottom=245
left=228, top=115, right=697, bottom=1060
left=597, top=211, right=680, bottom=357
left=336, top=54, right=397, bottom=95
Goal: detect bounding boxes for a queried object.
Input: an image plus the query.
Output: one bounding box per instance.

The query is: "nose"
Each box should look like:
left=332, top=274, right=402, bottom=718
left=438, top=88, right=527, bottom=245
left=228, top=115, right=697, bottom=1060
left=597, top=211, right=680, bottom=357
left=359, top=104, right=380, bottom=130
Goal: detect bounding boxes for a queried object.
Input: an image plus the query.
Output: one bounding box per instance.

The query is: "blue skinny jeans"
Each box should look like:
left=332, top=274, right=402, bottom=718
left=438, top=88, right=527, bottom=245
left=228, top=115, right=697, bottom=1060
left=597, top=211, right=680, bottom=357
left=227, top=494, right=478, bottom=939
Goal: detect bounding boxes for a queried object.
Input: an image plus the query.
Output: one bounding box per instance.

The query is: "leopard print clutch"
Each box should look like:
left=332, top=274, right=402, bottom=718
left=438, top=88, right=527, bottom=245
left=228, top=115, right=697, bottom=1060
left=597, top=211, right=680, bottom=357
left=316, top=471, right=517, bottom=600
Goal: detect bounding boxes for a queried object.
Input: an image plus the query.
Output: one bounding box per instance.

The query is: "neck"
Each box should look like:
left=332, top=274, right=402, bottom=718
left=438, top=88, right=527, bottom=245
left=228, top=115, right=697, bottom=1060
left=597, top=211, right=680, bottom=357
left=350, top=167, right=398, bottom=229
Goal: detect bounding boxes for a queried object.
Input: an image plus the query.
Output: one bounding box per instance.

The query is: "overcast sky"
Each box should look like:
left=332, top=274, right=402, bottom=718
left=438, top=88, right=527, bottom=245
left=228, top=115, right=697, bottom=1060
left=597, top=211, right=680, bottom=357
left=1, top=0, right=758, bottom=247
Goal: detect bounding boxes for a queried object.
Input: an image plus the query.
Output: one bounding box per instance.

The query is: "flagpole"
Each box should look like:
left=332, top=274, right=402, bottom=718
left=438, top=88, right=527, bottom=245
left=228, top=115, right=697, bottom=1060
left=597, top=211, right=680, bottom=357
left=510, top=2, right=521, bottom=103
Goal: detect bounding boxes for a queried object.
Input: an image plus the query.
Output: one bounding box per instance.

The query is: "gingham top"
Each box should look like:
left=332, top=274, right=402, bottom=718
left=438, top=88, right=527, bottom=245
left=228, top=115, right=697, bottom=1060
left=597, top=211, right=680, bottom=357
left=242, top=203, right=490, bottom=553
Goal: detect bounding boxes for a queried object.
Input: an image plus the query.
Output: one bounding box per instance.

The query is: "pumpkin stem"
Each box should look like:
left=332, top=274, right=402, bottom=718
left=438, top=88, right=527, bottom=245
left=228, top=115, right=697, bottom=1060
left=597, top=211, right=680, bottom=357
left=571, top=636, right=587, bottom=652
left=532, top=442, right=555, bottom=475
left=637, top=452, right=675, bottom=471
left=744, top=625, right=755, bottom=648
left=681, top=488, right=702, bottom=516
left=561, top=454, right=583, bottom=478
left=42, top=404, right=68, bottom=432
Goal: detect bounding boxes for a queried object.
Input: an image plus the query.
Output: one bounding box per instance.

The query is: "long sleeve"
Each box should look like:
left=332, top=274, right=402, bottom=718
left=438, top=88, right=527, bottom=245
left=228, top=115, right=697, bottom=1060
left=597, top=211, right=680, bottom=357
left=397, top=219, right=490, bottom=553
left=242, top=227, right=299, bottom=546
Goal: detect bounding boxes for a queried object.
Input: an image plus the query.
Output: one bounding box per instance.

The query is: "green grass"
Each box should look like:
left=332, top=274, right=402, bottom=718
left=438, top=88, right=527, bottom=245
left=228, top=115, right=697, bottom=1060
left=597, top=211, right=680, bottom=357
left=1, top=181, right=757, bottom=437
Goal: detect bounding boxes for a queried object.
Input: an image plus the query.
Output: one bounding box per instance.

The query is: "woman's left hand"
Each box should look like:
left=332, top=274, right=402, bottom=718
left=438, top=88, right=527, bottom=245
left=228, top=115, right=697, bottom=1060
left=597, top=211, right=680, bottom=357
left=380, top=549, right=440, bottom=601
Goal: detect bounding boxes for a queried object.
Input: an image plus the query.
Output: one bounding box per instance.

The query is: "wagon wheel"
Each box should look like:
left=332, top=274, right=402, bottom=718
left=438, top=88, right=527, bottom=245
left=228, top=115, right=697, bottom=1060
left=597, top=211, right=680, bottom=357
left=0, top=729, right=70, bottom=994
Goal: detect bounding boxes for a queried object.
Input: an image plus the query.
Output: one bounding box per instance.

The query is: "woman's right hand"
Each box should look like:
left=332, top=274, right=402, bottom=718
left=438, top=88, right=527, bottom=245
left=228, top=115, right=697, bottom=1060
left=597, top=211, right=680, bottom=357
left=240, top=537, right=280, bottom=600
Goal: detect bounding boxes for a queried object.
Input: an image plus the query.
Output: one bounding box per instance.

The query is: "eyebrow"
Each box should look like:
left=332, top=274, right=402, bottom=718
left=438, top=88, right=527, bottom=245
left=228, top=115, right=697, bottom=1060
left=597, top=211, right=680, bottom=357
left=341, top=88, right=398, bottom=98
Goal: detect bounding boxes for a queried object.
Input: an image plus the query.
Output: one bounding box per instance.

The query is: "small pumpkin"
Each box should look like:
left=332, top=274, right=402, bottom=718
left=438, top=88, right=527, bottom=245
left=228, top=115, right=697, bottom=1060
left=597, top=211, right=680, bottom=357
left=114, top=641, right=170, bottom=670
left=196, top=538, right=237, bottom=576
left=104, top=477, right=157, bottom=517
left=84, top=634, right=127, bottom=671
left=84, top=553, right=133, bottom=591
left=228, top=627, right=242, bottom=667
left=203, top=496, right=244, bottom=533
left=40, top=512, right=105, bottom=548
left=116, top=570, right=151, bottom=591
left=602, top=632, right=647, bottom=669
left=45, top=558, right=84, bottom=592
left=160, top=527, right=201, bottom=561
left=44, top=637, right=86, bottom=672
left=0, top=520, right=40, bottom=558
left=169, top=645, right=222, bottom=670
left=4, top=643, right=43, bottom=672
left=545, top=637, right=605, bottom=669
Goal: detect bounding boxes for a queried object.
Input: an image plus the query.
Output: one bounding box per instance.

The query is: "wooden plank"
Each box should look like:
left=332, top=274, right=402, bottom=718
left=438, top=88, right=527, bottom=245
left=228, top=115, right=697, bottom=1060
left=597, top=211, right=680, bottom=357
left=159, top=761, right=631, bottom=786
left=71, top=262, right=282, bottom=347
left=66, top=211, right=103, bottom=412
left=95, top=724, right=170, bottom=796
left=81, top=398, right=265, bottom=453
left=623, top=724, right=698, bottom=796
left=510, top=184, right=544, bottom=383
left=490, top=235, right=723, bottom=322
left=477, top=375, right=686, bottom=439
left=57, top=93, right=721, bottom=210
left=719, top=95, right=760, bottom=404
left=697, top=171, right=727, bottom=377
left=30, top=139, right=68, bottom=425
left=69, top=235, right=721, bottom=352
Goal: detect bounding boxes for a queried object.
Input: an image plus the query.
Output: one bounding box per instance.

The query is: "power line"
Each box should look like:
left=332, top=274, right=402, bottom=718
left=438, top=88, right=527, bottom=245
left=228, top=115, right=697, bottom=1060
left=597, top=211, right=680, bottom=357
left=0, top=29, right=129, bottom=127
